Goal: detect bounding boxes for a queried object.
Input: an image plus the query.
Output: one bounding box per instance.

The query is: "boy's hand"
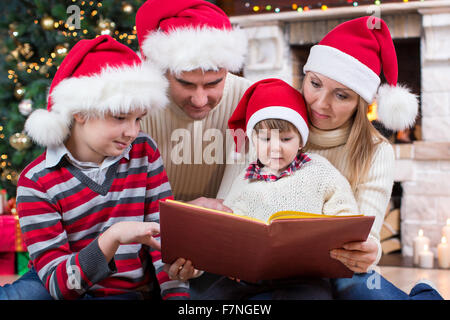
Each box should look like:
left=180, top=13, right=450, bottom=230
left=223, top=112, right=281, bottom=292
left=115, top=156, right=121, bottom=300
left=114, top=221, right=161, bottom=250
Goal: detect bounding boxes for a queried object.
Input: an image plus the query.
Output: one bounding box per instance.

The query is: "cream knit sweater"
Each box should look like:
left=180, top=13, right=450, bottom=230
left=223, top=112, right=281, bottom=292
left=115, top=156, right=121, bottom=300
left=141, top=73, right=252, bottom=201
left=218, top=121, right=395, bottom=265
left=223, top=153, right=359, bottom=222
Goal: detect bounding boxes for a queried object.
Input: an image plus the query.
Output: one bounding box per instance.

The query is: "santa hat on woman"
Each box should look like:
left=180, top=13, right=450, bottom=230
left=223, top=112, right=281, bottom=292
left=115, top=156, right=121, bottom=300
left=25, top=35, right=168, bottom=147
left=303, top=16, right=418, bottom=131
left=228, top=78, right=309, bottom=156
left=135, top=0, right=247, bottom=74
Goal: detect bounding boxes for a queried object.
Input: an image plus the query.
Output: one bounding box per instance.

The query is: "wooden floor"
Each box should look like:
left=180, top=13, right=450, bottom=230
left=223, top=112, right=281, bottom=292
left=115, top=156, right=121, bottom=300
left=1, top=260, right=449, bottom=299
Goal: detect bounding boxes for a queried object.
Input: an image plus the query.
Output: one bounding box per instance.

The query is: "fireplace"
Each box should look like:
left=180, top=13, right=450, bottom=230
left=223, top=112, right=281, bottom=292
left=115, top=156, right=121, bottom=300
left=231, top=0, right=450, bottom=258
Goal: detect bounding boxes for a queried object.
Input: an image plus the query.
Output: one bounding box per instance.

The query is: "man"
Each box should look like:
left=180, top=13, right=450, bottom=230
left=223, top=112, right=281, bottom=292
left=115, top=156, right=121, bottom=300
left=136, top=0, right=252, bottom=205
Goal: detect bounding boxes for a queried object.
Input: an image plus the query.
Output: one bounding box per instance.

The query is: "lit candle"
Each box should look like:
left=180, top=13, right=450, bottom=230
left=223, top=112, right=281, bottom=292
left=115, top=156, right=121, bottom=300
left=413, top=229, right=430, bottom=266
left=437, top=236, right=450, bottom=269
left=442, top=219, right=450, bottom=242
left=419, top=244, right=434, bottom=269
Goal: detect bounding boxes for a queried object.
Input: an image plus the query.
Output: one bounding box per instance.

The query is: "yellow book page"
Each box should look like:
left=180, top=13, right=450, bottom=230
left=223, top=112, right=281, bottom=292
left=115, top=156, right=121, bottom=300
left=166, top=199, right=268, bottom=224
left=268, top=210, right=364, bottom=223
left=166, top=200, right=362, bottom=225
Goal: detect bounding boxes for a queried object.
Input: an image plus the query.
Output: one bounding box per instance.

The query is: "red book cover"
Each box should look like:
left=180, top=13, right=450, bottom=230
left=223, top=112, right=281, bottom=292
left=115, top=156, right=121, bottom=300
left=160, top=200, right=374, bottom=283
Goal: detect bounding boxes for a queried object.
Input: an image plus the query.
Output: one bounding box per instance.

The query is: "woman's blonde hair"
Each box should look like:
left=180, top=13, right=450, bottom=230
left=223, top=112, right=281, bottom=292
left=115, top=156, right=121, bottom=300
left=344, top=97, right=387, bottom=190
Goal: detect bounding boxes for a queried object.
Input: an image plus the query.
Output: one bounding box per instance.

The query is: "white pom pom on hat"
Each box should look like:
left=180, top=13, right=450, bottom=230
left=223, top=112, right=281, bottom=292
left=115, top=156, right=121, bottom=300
left=304, top=16, right=418, bottom=131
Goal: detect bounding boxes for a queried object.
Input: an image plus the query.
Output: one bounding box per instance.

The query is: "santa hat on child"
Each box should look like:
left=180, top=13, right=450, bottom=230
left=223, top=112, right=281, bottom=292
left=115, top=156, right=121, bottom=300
left=228, top=78, right=309, bottom=156
left=25, top=35, right=168, bottom=147
left=135, top=0, right=247, bottom=74
left=303, top=16, right=418, bottom=131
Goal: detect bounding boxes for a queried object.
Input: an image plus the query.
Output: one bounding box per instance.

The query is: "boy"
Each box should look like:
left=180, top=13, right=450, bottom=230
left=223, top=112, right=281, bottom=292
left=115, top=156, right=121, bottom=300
left=192, top=78, right=359, bottom=299
left=13, top=35, right=189, bottom=300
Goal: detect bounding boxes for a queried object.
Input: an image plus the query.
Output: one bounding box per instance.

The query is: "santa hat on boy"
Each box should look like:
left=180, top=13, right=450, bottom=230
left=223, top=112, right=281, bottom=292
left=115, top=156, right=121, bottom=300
left=303, top=16, right=418, bottom=131
left=136, top=0, right=247, bottom=74
left=228, top=78, right=309, bottom=156
left=25, top=35, right=168, bottom=147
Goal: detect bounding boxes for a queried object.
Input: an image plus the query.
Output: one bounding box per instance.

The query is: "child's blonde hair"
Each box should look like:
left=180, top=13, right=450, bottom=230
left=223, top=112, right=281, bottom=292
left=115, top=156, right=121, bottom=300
left=253, top=119, right=303, bottom=146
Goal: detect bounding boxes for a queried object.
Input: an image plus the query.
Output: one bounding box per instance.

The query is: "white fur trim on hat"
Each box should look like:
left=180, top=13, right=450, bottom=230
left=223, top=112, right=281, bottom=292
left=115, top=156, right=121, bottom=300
left=376, top=83, right=418, bottom=131
left=246, top=107, right=309, bottom=147
left=25, top=108, right=72, bottom=147
left=25, top=63, right=168, bottom=147
left=304, top=45, right=380, bottom=104
left=50, top=63, right=168, bottom=117
left=141, top=26, right=247, bottom=74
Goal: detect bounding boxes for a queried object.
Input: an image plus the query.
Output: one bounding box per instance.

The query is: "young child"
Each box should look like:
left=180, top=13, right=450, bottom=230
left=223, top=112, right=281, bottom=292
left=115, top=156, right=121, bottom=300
left=14, top=35, right=189, bottom=300
left=191, top=78, right=360, bottom=300
left=224, top=78, right=359, bottom=221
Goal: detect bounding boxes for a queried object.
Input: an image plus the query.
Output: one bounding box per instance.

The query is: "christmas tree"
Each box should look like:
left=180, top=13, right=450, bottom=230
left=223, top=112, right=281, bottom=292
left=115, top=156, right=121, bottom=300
left=0, top=0, right=145, bottom=198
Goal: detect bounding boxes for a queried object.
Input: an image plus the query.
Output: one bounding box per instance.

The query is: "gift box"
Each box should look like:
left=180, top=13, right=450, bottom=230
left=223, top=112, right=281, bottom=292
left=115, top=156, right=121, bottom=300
left=0, top=215, right=28, bottom=275
left=16, top=252, right=30, bottom=276
left=0, top=215, right=17, bottom=275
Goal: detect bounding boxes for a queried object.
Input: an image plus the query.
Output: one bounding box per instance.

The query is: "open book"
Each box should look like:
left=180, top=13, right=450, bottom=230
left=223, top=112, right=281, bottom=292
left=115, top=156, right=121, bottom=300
left=159, top=199, right=374, bottom=282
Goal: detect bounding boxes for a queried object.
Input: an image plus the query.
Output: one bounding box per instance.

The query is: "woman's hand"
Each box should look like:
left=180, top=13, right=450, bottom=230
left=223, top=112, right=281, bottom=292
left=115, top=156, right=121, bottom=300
left=164, top=258, right=203, bottom=281
left=330, top=237, right=378, bottom=273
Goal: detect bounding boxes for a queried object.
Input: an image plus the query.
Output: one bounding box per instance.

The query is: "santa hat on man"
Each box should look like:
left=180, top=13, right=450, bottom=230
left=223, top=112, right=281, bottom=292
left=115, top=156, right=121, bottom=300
left=303, top=16, right=418, bottom=131
left=228, top=78, right=309, bottom=156
left=135, top=0, right=247, bottom=74
left=25, top=35, right=168, bottom=147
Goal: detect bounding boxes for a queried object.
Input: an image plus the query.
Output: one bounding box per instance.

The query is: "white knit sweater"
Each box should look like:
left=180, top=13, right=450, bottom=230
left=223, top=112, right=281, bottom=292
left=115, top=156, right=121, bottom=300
left=218, top=121, right=395, bottom=265
left=140, top=73, right=252, bottom=201
left=223, top=153, right=359, bottom=222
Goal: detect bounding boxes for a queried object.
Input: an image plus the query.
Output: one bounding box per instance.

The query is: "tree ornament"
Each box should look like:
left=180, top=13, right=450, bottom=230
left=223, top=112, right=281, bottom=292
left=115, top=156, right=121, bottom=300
left=8, top=22, right=19, bottom=38
left=9, top=132, right=32, bottom=151
left=0, top=168, right=19, bottom=186
left=41, top=16, right=55, bottom=30
left=54, top=44, right=69, bottom=58
left=18, top=43, right=34, bottom=60
left=13, top=84, right=26, bottom=100
left=18, top=99, right=33, bottom=116
left=122, top=3, right=134, bottom=13
left=98, top=18, right=116, bottom=35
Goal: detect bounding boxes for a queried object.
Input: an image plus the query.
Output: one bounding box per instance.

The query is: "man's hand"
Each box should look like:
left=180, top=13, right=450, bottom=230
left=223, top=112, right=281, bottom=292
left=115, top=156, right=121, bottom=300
left=187, top=197, right=233, bottom=213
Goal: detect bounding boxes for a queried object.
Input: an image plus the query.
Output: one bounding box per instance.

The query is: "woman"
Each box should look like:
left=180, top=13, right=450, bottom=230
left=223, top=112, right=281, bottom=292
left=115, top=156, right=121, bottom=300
left=296, top=16, right=440, bottom=299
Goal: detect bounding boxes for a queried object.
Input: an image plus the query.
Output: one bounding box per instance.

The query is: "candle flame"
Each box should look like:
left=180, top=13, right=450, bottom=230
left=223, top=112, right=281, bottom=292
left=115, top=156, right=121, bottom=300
left=419, top=229, right=423, bottom=237
left=447, top=218, right=450, bottom=226
left=423, top=244, right=429, bottom=251
left=443, top=236, right=447, bottom=244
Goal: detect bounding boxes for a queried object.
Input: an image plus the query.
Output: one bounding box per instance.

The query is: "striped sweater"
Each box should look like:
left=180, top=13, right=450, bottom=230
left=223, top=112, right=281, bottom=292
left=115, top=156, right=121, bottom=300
left=16, top=132, right=189, bottom=300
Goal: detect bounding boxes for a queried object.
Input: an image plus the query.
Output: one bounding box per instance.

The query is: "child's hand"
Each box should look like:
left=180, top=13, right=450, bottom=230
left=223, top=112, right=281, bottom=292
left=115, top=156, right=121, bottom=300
left=164, top=258, right=202, bottom=281
left=99, top=221, right=161, bottom=262
left=111, top=221, right=161, bottom=250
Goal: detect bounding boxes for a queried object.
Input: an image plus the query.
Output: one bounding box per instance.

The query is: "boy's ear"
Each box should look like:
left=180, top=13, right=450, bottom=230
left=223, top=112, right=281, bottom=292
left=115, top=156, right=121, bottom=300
left=73, top=113, right=87, bottom=124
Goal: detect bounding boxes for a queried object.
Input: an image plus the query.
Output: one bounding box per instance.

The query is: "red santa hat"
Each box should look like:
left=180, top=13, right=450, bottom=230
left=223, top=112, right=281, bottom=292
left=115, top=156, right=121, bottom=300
left=25, top=35, right=168, bottom=147
left=303, top=16, right=418, bottom=131
left=136, top=0, right=247, bottom=74
left=228, top=78, right=309, bottom=155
